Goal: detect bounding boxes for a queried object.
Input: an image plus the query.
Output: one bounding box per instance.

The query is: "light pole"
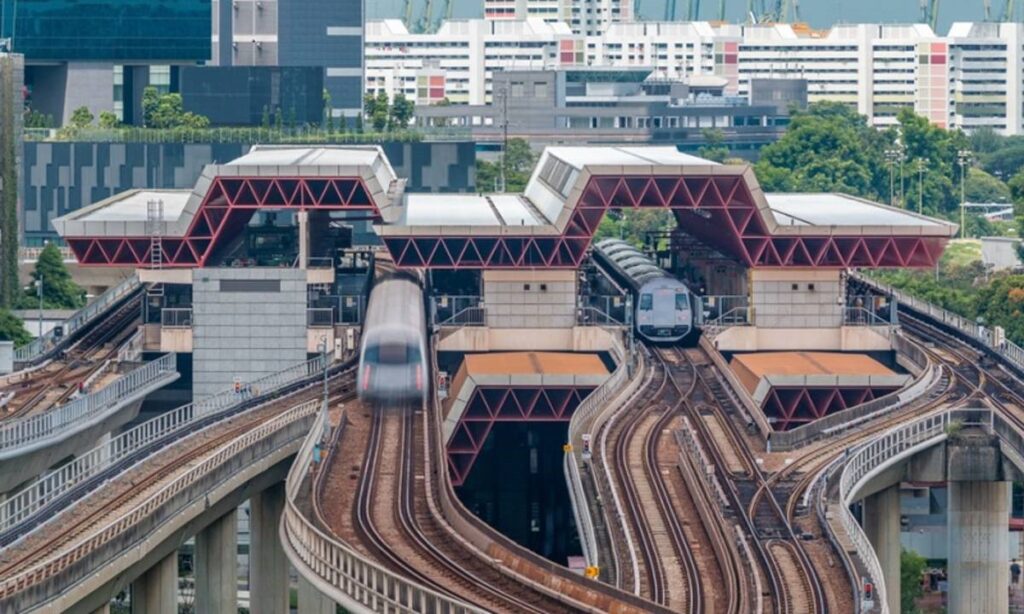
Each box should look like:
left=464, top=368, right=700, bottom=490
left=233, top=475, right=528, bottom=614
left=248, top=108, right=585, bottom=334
left=318, top=335, right=330, bottom=443
left=957, top=149, right=971, bottom=238
left=884, top=146, right=904, bottom=206
left=34, top=277, right=42, bottom=339
left=916, top=158, right=926, bottom=214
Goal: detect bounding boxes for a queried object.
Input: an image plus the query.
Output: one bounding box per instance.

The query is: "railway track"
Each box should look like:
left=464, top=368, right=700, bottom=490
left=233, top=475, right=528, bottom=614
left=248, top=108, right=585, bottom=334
left=3, top=293, right=143, bottom=420
left=0, top=366, right=356, bottom=593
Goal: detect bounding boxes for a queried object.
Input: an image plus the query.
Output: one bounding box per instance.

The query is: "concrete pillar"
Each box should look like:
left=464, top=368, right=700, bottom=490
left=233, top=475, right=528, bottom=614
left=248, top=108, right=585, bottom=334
left=863, top=483, right=901, bottom=614
left=298, top=211, right=309, bottom=270
left=195, top=509, right=238, bottom=614
left=948, top=481, right=1010, bottom=614
left=297, top=575, right=334, bottom=614
left=90, top=604, right=110, bottom=614
left=131, top=552, right=177, bottom=614
left=250, top=483, right=288, bottom=614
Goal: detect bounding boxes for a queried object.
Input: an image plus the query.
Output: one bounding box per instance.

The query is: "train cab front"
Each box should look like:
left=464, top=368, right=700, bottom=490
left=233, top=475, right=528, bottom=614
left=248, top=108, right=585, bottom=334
left=358, top=336, right=426, bottom=404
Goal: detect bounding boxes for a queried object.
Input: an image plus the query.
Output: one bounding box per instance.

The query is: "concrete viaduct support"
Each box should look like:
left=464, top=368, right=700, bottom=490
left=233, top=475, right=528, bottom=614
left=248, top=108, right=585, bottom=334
left=250, top=483, right=289, bottom=614
left=298, top=576, right=335, bottom=614
left=195, top=509, right=238, bottom=614
left=863, top=483, right=901, bottom=614
left=948, top=481, right=1010, bottom=614
left=130, top=552, right=177, bottom=614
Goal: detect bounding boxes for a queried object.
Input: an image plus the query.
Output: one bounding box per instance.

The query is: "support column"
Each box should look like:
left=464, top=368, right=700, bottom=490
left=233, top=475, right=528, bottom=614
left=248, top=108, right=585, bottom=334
left=250, top=483, right=288, bottom=614
left=90, top=604, right=110, bottom=614
left=130, top=552, right=177, bottom=614
left=863, top=483, right=901, bottom=614
left=948, top=481, right=1010, bottom=614
left=195, top=509, right=238, bottom=614
left=297, top=575, right=334, bottom=614
left=298, top=211, right=309, bottom=270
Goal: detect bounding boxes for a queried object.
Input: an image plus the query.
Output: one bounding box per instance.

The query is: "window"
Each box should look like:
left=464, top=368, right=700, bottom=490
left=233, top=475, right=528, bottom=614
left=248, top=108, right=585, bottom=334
left=640, top=294, right=653, bottom=310
left=675, top=293, right=689, bottom=311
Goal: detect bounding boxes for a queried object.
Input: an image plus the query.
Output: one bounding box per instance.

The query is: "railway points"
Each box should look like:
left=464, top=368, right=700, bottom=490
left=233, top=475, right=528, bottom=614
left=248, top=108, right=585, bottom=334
left=14, top=142, right=1024, bottom=614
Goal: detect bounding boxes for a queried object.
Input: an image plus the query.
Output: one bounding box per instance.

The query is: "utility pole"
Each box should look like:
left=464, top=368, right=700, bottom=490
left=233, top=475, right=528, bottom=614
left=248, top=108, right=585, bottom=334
left=319, top=335, right=330, bottom=443
left=916, top=158, right=926, bottom=214
left=884, top=145, right=903, bottom=207
left=957, top=149, right=971, bottom=238
left=498, top=86, right=509, bottom=193
left=35, top=275, right=42, bottom=340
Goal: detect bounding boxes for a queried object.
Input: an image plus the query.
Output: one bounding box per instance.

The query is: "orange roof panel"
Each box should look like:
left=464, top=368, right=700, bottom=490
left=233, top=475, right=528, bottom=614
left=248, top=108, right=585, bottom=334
left=729, top=352, right=898, bottom=394
left=463, top=352, right=609, bottom=377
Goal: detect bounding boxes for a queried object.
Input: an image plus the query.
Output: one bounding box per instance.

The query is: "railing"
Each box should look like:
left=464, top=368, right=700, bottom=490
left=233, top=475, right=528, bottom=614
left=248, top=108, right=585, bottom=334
left=435, top=306, right=487, bottom=328
left=854, top=272, right=1024, bottom=374
left=0, top=353, right=178, bottom=453
left=576, top=306, right=627, bottom=327
left=307, top=308, right=334, bottom=328
left=160, top=308, right=193, bottom=328
left=0, top=355, right=327, bottom=535
left=431, top=295, right=482, bottom=326
left=116, top=329, right=144, bottom=363
left=843, top=305, right=895, bottom=331
left=14, top=275, right=141, bottom=364
left=306, top=256, right=334, bottom=269
left=282, top=407, right=484, bottom=613
left=0, top=399, right=320, bottom=607
left=701, top=306, right=752, bottom=338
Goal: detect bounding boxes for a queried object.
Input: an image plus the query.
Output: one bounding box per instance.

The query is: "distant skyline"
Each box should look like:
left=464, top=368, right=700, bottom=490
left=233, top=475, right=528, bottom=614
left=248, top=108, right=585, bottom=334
left=367, top=0, right=999, bottom=33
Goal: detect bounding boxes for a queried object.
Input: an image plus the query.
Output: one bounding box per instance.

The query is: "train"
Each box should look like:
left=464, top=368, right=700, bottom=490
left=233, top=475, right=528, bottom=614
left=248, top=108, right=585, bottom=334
left=357, top=274, right=428, bottom=404
left=592, top=238, right=695, bottom=343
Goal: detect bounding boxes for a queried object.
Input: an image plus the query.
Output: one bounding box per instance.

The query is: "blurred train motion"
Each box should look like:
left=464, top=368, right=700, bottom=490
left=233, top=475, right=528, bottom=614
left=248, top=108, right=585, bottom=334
left=357, top=274, right=428, bottom=404
left=592, top=238, right=695, bottom=343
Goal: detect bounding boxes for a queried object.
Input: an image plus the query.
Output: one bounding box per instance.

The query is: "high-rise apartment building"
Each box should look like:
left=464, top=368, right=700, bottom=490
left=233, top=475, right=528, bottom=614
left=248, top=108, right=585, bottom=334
left=484, top=0, right=630, bottom=35
left=367, top=18, right=1024, bottom=135
left=211, top=0, right=364, bottom=120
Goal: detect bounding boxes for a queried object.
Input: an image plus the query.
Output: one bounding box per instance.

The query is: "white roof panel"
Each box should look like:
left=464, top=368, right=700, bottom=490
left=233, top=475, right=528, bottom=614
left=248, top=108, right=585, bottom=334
left=400, top=194, right=500, bottom=226
left=546, top=146, right=716, bottom=170
left=78, top=190, right=191, bottom=223
left=765, top=193, right=948, bottom=228
left=491, top=195, right=544, bottom=226
left=227, top=147, right=383, bottom=168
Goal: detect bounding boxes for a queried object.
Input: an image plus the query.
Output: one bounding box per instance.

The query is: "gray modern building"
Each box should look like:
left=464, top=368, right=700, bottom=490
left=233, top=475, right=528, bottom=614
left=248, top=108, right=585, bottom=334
left=415, top=68, right=805, bottom=157
left=178, top=66, right=324, bottom=127
left=211, top=0, right=364, bottom=121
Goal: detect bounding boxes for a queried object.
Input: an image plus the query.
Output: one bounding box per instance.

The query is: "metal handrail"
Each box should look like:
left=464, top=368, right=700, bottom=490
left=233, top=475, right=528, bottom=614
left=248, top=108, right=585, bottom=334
left=0, top=399, right=321, bottom=605
left=161, top=308, right=193, bottom=328
left=435, top=306, right=487, bottom=327
left=14, top=275, right=141, bottom=364
left=0, top=355, right=327, bottom=534
left=0, top=353, right=178, bottom=452
left=307, top=308, right=334, bottom=328
left=576, top=306, right=626, bottom=327
left=281, top=407, right=484, bottom=613
left=116, top=329, right=144, bottom=363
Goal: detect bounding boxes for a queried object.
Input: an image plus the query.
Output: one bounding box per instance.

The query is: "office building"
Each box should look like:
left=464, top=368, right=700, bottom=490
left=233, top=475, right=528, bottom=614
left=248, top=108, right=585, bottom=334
left=178, top=66, right=324, bottom=127
left=211, top=0, right=364, bottom=120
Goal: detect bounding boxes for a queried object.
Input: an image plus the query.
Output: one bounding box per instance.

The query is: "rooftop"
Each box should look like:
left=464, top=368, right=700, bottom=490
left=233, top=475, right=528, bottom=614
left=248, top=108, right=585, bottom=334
left=69, top=190, right=191, bottom=223
left=399, top=194, right=548, bottom=227
left=730, top=351, right=899, bottom=394
left=463, top=352, right=609, bottom=377
left=765, top=194, right=950, bottom=229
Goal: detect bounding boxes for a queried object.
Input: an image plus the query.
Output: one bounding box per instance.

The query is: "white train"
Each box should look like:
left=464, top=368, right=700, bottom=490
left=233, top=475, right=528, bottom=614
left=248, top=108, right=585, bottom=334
left=592, top=238, right=695, bottom=343
left=357, top=275, right=428, bottom=404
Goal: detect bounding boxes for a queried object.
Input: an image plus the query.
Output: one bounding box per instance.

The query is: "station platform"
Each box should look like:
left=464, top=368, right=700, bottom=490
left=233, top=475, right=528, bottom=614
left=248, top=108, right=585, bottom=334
left=443, top=351, right=609, bottom=485
left=729, top=351, right=910, bottom=431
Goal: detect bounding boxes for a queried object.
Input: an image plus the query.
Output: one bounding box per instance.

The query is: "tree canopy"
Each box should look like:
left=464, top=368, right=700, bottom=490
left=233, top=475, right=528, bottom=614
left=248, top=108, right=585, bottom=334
left=141, top=87, right=210, bottom=130
left=17, top=243, right=86, bottom=310
left=476, top=138, right=537, bottom=193
left=0, top=309, right=30, bottom=347
left=900, top=548, right=927, bottom=614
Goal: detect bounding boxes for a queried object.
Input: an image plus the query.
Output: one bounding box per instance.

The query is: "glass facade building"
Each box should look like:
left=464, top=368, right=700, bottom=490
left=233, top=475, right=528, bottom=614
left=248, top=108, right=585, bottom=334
left=0, top=0, right=211, bottom=61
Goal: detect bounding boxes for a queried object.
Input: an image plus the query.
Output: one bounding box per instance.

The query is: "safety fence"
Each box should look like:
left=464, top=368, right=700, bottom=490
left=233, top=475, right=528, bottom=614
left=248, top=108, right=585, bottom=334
left=853, top=272, right=1024, bottom=374
left=834, top=409, right=991, bottom=614
left=0, top=355, right=327, bottom=535
left=160, top=308, right=193, bottom=328
left=0, top=353, right=178, bottom=453
left=281, top=408, right=484, bottom=614
left=0, top=399, right=319, bottom=608
left=14, top=275, right=141, bottom=365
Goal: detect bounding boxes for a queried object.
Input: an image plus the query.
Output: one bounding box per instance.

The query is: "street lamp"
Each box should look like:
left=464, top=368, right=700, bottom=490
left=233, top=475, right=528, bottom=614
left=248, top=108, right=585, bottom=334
left=884, top=145, right=905, bottom=207
left=318, top=335, right=330, bottom=443
left=957, top=149, right=972, bottom=238
left=34, top=277, right=42, bottom=340
left=915, top=158, right=926, bottom=214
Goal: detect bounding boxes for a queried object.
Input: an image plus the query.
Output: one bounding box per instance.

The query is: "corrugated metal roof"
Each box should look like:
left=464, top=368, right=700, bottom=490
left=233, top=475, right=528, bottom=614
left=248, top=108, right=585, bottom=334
left=464, top=352, right=609, bottom=376
left=765, top=193, right=948, bottom=228
left=74, top=190, right=191, bottom=222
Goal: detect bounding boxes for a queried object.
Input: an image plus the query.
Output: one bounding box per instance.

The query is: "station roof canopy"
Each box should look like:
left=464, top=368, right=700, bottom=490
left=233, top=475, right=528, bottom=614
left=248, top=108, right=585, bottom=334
left=54, top=144, right=957, bottom=270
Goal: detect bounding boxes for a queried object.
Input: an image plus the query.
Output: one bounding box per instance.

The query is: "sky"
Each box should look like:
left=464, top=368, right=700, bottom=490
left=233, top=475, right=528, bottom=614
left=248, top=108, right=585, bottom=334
left=367, top=0, right=998, bottom=34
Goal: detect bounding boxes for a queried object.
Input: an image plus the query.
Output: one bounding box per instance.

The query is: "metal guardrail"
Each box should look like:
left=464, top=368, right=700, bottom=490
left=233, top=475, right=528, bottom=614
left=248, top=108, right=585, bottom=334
left=835, top=409, right=985, bottom=614
left=14, top=275, right=141, bottom=364
left=161, top=308, right=193, bottom=328
left=576, top=306, right=626, bottom=327
left=307, top=308, right=334, bottom=328
left=116, top=329, right=144, bottom=363
left=435, top=306, right=487, bottom=327
left=282, top=407, right=484, bottom=614
left=0, top=353, right=178, bottom=453
left=0, top=399, right=320, bottom=607
left=430, top=296, right=482, bottom=326
left=854, top=272, right=1024, bottom=374
left=0, top=355, right=327, bottom=534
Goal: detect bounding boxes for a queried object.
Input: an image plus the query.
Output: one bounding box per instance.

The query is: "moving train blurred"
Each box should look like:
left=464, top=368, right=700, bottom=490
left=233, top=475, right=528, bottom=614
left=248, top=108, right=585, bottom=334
left=358, top=274, right=428, bottom=404
left=592, top=238, right=695, bottom=343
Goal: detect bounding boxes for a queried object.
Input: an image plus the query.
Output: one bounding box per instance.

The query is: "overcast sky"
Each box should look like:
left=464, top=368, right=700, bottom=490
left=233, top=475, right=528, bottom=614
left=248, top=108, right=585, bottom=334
left=367, top=0, right=996, bottom=33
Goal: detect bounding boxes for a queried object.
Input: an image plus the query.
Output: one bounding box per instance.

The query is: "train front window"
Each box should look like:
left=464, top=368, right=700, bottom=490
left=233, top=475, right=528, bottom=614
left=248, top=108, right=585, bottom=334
left=366, top=343, right=421, bottom=365
left=639, top=294, right=653, bottom=310
left=675, top=293, right=688, bottom=310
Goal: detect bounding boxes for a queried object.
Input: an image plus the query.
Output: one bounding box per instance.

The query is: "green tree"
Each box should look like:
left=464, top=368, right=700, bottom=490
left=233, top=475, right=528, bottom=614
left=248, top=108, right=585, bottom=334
left=594, top=209, right=675, bottom=247
left=0, top=308, right=30, bottom=347
left=697, top=128, right=729, bottom=163
left=476, top=138, right=538, bottom=193
left=390, top=92, right=415, bottom=129
left=274, top=106, right=283, bottom=133
left=1010, top=169, right=1024, bottom=237
left=982, top=144, right=1024, bottom=180
left=179, top=111, right=210, bottom=130
left=69, top=106, right=94, bottom=128
left=261, top=105, right=271, bottom=131
left=18, top=243, right=85, bottom=310
left=141, top=86, right=160, bottom=128
left=901, top=548, right=926, bottom=614
left=323, top=89, right=335, bottom=134
left=0, top=56, right=18, bottom=307
left=371, top=91, right=390, bottom=132
left=98, top=111, right=120, bottom=130
left=23, top=109, right=52, bottom=129
left=965, top=167, right=1010, bottom=203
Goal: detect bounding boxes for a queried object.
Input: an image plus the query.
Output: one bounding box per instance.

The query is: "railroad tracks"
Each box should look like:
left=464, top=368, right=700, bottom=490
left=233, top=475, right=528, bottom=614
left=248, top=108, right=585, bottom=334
left=3, top=294, right=143, bottom=420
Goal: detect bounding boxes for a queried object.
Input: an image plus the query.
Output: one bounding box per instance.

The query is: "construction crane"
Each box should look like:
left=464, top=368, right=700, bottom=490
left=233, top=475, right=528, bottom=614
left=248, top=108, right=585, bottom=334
left=687, top=0, right=702, bottom=20
left=664, top=0, right=678, bottom=20
left=1003, top=0, right=1017, bottom=21
left=403, top=0, right=414, bottom=30
left=920, top=0, right=939, bottom=30
left=719, top=0, right=727, bottom=21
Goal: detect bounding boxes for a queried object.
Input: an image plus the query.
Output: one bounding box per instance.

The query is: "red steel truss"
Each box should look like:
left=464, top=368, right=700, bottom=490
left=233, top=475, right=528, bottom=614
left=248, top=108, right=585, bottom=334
left=64, top=176, right=379, bottom=267
left=447, top=385, right=595, bottom=487
left=384, top=174, right=947, bottom=269
left=762, top=385, right=901, bottom=431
